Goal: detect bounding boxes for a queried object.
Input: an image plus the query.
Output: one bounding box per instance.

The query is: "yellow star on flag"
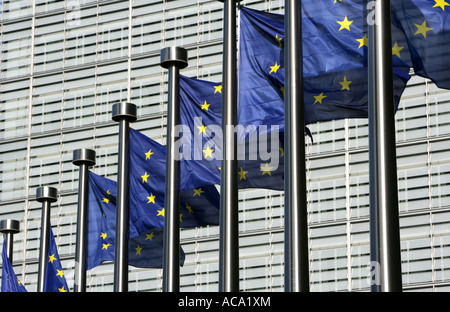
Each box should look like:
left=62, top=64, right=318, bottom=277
left=356, top=34, right=368, bottom=49
left=238, top=167, right=248, bottom=181
left=147, top=193, right=156, bottom=204
left=197, top=124, right=207, bottom=135
left=186, top=203, right=193, bottom=214
left=145, top=149, right=154, bottom=160
left=193, top=188, right=205, bottom=197
left=339, top=76, right=352, bottom=91
left=269, top=61, right=280, bottom=74
left=48, top=254, right=57, bottom=263
left=135, top=245, right=142, bottom=256
left=433, top=0, right=450, bottom=11
left=145, top=232, right=156, bottom=240
left=279, top=147, right=284, bottom=157
left=56, top=269, right=64, bottom=278
left=337, top=16, right=353, bottom=31
left=58, top=286, right=67, bottom=292
left=157, top=208, right=165, bottom=217
left=100, top=232, right=107, bottom=240
left=201, top=100, right=210, bottom=111
left=275, top=34, right=283, bottom=47
left=202, top=145, right=215, bottom=159
left=214, top=85, right=222, bottom=94
left=392, top=41, right=404, bottom=58
left=102, top=198, right=109, bottom=204
left=141, top=171, right=150, bottom=183
left=102, top=243, right=111, bottom=250
left=313, top=92, right=327, bottom=105
left=261, top=163, right=274, bottom=176
left=415, top=20, right=433, bottom=38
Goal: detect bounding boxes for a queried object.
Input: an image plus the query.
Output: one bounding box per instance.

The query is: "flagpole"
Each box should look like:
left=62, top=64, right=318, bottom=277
left=368, top=20, right=381, bottom=291
left=72, top=148, right=96, bottom=292
left=218, top=0, right=240, bottom=292
left=0, top=219, right=20, bottom=263
left=368, top=105, right=380, bottom=293
left=112, top=102, right=137, bottom=292
left=36, top=186, right=58, bottom=292
left=160, top=46, right=188, bottom=292
left=368, top=0, right=403, bottom=292
left=284, top=0, right=310, bottom=292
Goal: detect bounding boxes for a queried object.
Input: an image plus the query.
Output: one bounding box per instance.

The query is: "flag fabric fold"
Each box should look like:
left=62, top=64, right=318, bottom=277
left=87, top=127, right=222, bottom=270
left=129, top=128, right=221, bottom=233
left=179, top=75, right=285, bottom=191
left=238, top=4, right=411, bottom=129
left=43, top=228, right=70, bottom=292
left=391, top=0, right=450, bottom=89
left=87, top=171, right=186, bottom=270
left=179, top=75, right=222, bottom=191
left=1, top=242, right=27, bottom=292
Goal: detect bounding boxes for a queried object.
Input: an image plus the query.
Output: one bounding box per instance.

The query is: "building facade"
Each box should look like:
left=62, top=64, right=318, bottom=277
left=1, top=0, right=450, bottom=292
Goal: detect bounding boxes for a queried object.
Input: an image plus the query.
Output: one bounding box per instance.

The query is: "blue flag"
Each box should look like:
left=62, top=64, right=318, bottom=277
left=392, top=0, right=450, bottom=89
left=238, top=4, right=411, bottom=129
left=87, top=171, right=186, bottom=270
left=129, top=128, right=220, bottom=233
left=44, top=228, right=70, bottom=292
left=179, top=75, right=222, bottom=190
left=1, top=242, right=27, bottom=292
left=179, top=74, right=285, bottom=191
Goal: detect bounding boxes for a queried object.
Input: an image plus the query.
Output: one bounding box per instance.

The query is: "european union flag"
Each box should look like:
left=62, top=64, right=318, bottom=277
left=129, top=128, right=220, bottom=232
left=179, top=75, right=222, bottom=190
left=392, top=0, right=450, bottom=89
left=179, top=75, right=285, bottom=191
left=87, top=171, right=185, bottom=270
left=44, top=228, right=69, bottom=292
left=1, top=242, right=27, bottom=292
left=238, top=4, right=411, bottom=128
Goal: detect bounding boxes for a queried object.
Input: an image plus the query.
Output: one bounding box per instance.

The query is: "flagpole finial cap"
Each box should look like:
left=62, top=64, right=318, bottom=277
left=36, top=186, right=58, bottom=203
left=160, top=46, right=188, bottom=69
left=0, top=219, right=20, bottom=234
left=112, top=102, right=137, bottom=122
left=73, top=148, right=96, bottom=166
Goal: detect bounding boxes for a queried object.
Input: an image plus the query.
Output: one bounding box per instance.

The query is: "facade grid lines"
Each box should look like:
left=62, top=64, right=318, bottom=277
left=0, top=0, right=450, bottom=292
